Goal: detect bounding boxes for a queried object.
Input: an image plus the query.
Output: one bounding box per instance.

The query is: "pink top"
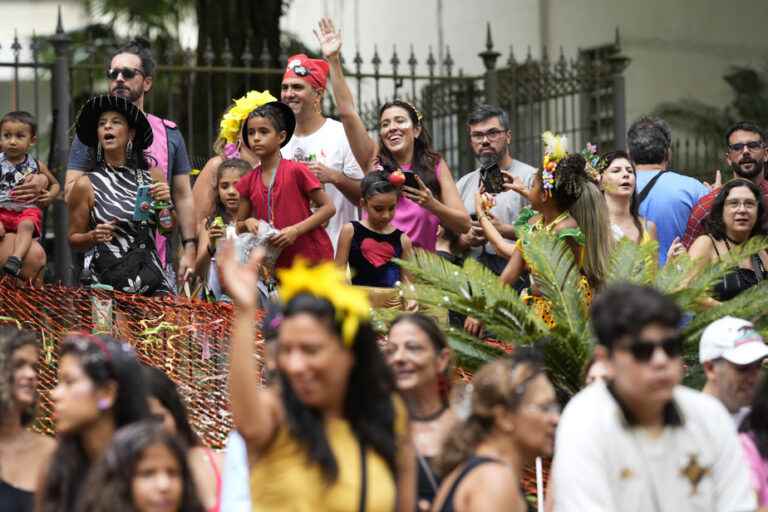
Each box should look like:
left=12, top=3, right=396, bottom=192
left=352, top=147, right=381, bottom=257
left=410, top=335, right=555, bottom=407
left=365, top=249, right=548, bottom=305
left=391, top=162, right=441, bottom=251
left=740, top=432, right=768, bottom=505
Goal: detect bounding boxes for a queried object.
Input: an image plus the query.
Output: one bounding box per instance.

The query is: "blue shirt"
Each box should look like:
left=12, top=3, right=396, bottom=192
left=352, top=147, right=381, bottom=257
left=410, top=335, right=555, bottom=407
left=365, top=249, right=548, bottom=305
left=636, top=170, right=707, bottom=266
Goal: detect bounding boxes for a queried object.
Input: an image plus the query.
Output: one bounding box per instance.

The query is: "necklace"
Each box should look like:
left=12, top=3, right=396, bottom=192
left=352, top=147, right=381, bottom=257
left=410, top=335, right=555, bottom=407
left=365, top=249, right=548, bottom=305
left=410, top=403, right=448, bottom=422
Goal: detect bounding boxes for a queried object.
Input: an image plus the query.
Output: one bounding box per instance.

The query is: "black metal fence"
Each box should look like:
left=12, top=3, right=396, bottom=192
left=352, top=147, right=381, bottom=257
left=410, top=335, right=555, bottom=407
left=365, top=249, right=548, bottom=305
left=0, top=13, right=628, bottom=283
left=670, top=136, right=724, bottom=180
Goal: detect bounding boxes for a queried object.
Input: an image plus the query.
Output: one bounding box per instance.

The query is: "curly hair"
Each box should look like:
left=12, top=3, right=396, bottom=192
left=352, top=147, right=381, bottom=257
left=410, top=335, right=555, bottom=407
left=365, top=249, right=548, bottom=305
left=436, top=349, right=546, bottom=476
left=377, top=100, right=442, bottom=197
left=549, top=153, right=588, bottom=211
left=705, top=179, right=767, bottom=241
left=0, top=326, right=40, bottom=427
left=38, top=334, right=151, bottom=512
left=279, top=293, right=398, bottom=484
left=76, top=421, right=203, bottom=512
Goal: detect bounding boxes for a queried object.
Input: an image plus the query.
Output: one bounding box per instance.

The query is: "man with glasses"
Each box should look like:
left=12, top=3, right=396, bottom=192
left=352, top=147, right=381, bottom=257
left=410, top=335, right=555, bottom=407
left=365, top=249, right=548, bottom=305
left=700, top=316, right=768, bottom=427
left=64, top=39, right=197, bottom=289
left=682, top=122, right=768, bottom=248
left=552, top=283, right=755, bottom=511
left=455, top=104, right=535, bottom=275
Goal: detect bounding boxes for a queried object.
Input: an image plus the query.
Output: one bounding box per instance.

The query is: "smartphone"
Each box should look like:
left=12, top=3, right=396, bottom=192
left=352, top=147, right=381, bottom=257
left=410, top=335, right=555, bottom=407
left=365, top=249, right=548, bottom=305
left=403, top=171, right=420, bottom=190
left=481, top=162, right=504, bottom=194
left=133, top=185, right=154, bottom=222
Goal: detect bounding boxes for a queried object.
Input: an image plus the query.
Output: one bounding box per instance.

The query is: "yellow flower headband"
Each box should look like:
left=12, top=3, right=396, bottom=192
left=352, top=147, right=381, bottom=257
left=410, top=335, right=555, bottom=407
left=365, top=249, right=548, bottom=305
left=541, top=131, right=568, bottom=194
left=276, top=260, right=371, bottom=347
left=218, top=90, right=278, bottom=144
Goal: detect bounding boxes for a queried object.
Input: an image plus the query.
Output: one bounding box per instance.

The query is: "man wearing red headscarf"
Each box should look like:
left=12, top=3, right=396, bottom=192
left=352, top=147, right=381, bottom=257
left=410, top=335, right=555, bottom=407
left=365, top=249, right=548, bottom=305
left=280, top=53, right=364, bottom=254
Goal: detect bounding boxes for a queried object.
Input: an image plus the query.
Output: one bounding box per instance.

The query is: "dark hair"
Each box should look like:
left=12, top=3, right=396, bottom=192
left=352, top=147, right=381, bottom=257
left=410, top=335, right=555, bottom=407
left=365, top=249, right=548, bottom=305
left=208, top=158, right=252, bottom=227
left=725, top=121, right=765, bottom=146
left=627, top=116, right=672, bottom=165
left=361, top=170, right=398, bottom=200
left=279, top=293, right=397, bottom=483
left=467, top=104, right=509, bottom=131
left=39, top=334, right=151, bottom=512
left=76, top=421, right=204, bottom=512
left=109, top=37, right=156, bottom=77
left=0, top=326, right=40, bottom=427
left=437, top=348, right=545, bottom=475
left=705, top=179, right=766, bottom=241
left=247, top=103, right=289, bottom=135
left=591, top=283, right=681, bottom=350
left=601, top=150, right=644, bottom=239
left=378, top=100, right=442, bottom=197
left=0, top=110, right=37, bottom=137
left=142, top=366, right=201, bottom=447
left=389, top=313, right=448, bottom=352
left=547, top=153, right=588, bottom=211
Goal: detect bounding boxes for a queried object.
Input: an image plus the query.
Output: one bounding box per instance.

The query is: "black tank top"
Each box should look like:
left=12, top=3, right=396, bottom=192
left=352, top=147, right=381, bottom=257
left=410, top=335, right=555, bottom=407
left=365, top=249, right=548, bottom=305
left=436, top=456, right=505, bottom=512
left=349, top=221, right=403, bottom=287
left=0, top=479, right=34, bottom=512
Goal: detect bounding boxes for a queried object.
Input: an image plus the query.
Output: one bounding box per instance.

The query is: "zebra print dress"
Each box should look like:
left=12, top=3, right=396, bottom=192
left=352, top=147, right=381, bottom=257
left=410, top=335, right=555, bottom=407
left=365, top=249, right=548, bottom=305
left=85, top=164, right=173, bottom=294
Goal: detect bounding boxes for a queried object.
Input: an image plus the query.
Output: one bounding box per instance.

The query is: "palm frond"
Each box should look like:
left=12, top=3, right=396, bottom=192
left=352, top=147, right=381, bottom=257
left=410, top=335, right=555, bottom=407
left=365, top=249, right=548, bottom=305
left=606, top=238, right=658, bottom=286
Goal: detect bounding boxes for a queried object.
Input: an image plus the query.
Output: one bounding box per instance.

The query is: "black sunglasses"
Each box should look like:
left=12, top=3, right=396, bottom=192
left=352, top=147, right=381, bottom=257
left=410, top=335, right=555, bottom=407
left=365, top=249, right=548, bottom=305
left=728, top=141, right=763, bottom=152
left=620, top=335, right=683, bottom=363
left=107, top=67, right=145, bottom=80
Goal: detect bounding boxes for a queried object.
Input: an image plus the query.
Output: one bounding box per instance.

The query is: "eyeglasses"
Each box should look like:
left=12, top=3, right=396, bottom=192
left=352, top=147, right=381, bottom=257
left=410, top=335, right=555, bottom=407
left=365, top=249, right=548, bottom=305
left=619, top=335, right=683, bottom=363
left=524, top=402, right=561, bottom=416
left=728, top=141, right=763, bottom=152
left=470, top=128, right=506, bottom=142
left=724, top=199, right=758, bottom=210
left=107, top=67, right=145, bottom=80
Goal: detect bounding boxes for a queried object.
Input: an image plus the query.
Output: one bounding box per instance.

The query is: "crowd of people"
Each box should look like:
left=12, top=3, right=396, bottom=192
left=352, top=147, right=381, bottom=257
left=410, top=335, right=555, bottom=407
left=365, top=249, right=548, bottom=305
left=0, top=14, right=767, bottom=512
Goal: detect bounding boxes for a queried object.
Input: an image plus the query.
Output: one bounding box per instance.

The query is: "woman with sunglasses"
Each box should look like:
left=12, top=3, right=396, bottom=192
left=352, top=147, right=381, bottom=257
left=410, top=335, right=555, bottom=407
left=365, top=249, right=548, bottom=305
left=431, top=350, right=559, bottom=512
left=316, top=17, right=470, bottom=251
left=0, top=327, right=55, bottom=512
left=37, top=334, right=152, bottom=512
left=688, top=179, right=768, bottom=305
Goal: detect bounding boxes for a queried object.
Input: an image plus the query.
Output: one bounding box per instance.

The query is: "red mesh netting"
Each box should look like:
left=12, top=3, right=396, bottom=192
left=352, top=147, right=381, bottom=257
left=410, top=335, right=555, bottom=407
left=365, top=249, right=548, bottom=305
left=0, top=277, right=264, bottom=449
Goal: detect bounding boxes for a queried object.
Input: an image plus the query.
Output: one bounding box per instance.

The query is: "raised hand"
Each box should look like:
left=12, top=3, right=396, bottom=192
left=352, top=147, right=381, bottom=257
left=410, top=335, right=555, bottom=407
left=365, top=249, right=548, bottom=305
left=502, top=170, right=530, bottom=199
left=217, top=240, right=264, bottom=310
left=314, top=17, right=342, bottom=59
left=703, top=169, right=722, bottom=192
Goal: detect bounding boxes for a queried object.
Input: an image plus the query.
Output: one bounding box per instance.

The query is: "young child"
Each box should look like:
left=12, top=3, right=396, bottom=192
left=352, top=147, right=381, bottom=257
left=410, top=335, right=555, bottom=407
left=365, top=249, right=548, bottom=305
left=235, top=101, right=335, bottom=269
left=0, top=111, right=59, bottom=276
left=336, top=171, right=413, bottom=287
left=195, top=158, right=252, bottom=301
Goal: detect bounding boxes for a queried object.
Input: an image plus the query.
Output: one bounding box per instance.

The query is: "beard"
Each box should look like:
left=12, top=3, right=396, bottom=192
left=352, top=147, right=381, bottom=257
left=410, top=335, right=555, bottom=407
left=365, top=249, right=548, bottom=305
left=477, top=148, right=501, bottom=168
left=732, top=157, right=765, bottom=180
left=109, top=83, right=143, bottom=104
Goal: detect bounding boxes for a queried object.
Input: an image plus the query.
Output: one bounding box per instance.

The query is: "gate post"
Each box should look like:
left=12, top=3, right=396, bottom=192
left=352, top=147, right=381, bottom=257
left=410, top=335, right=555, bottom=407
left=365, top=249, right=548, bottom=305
left=479, top=22, right=501, bottom=106
left=50, top=7, right=73, bottom=285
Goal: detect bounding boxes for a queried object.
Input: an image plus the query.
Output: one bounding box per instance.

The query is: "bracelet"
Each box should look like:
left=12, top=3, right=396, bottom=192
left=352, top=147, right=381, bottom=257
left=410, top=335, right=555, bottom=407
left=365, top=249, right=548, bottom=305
left=182, top=238, right=198, bottom=246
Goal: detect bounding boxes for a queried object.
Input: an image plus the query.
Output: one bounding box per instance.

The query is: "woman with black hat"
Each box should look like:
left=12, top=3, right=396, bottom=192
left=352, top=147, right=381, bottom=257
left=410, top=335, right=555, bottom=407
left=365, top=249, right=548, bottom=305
left=68, top=95, right=173, bottom=295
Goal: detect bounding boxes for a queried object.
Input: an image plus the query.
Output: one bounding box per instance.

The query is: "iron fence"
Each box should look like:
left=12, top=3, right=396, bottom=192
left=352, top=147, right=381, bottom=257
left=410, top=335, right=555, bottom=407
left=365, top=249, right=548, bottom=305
left=671, top=136, right=724, bottom=180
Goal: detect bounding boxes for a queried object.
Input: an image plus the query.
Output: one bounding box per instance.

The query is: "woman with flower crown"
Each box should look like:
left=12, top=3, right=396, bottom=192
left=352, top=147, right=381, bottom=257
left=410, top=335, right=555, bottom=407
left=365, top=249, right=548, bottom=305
left=192, top=90, right=274, bottom=226
left=218, top=241, right=416, bottom=511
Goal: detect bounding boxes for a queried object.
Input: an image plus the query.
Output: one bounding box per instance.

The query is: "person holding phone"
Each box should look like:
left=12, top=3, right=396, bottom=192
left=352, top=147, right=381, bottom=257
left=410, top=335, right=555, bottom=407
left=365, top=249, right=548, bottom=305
left=455, top=105, right=536, bottom=275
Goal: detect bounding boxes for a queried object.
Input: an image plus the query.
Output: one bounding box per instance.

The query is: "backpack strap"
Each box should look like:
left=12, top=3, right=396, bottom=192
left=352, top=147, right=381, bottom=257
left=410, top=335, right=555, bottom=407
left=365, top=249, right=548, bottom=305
left=637, top=170, right=669, bottom=205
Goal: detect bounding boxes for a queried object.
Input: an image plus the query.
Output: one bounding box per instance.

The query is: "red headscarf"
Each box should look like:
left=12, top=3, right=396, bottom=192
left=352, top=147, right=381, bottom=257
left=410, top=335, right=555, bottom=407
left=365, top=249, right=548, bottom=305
left=283, top=54, right=330, bottom=91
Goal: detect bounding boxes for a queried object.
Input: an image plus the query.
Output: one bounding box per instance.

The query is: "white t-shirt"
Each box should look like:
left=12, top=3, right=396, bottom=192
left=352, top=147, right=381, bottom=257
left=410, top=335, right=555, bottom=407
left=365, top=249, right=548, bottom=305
left=552, top=381, right=756, bottom=512
left=281, top=118, right=364, bottom=254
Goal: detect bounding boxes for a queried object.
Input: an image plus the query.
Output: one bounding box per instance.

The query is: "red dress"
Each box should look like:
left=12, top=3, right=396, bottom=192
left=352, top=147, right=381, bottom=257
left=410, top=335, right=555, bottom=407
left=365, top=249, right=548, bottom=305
left=236, top=159, right=333, bottom=269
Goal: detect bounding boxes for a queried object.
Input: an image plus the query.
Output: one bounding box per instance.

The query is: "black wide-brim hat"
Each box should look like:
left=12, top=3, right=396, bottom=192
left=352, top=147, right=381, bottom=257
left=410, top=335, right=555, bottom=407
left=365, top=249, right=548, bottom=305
left=75, top=95, right=153, bottom=151
left=240, top=101, right=296, bottom=149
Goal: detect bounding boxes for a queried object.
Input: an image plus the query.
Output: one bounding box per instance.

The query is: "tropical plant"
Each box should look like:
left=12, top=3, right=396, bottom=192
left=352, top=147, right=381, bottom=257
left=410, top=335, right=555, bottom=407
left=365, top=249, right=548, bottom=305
left=378, top=234, right=768, bottom=398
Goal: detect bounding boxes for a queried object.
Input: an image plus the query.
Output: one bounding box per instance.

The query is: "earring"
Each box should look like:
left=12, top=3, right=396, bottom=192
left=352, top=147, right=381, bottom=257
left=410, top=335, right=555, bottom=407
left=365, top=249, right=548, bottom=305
left=126, top=139, right=133, bottom=154
left=96, top=143, right=103, bottom=162
left=97, top=398, right=111, bottom=411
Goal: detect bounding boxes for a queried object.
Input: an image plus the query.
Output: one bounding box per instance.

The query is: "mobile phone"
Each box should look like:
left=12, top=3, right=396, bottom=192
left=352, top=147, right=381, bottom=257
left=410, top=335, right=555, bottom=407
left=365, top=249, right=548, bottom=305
left=403, top=171, right=420, bottom=189
left=481, top=162, right=504, bottom=194
left=133, top=185, right=154, bottom=222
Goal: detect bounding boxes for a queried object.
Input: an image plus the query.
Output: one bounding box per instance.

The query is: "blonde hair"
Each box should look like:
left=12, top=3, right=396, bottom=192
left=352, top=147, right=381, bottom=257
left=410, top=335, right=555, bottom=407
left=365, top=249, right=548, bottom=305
left=435, top=354, right=543, bottom=476
left=569, top=181, right=612, bottom=288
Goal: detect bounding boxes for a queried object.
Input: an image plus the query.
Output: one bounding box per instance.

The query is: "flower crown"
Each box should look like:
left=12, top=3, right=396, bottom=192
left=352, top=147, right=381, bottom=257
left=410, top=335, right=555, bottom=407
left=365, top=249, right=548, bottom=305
left=580, top=142, right=605, bottom=183
left=541, top=131, right=568, bottom=192
left=276, top=260, right=370, bottom=347
left=218, top=90, right=278, bottom=144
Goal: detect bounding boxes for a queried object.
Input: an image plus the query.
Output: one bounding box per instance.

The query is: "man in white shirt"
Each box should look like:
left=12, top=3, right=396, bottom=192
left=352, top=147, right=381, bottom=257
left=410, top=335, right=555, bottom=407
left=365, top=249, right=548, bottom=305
left=700, top=316, right=768, bottom=427
left=553, top=283, right=756, bottom=512
left=280, top=54, right=364, bottom=254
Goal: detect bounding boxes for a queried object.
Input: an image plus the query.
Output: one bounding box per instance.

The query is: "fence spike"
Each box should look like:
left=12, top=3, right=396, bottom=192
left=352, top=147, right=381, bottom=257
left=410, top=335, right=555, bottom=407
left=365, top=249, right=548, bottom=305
left=353, top=47, right=363, bottom=76
left=390, top=44, right=400, bottom=75
left=31, top=30, right=39, bottom=59
left=444, top=45, right=454, bottom=75
left=372, top=44, right=381, bottom=75
left=12, top=29, right=20, bottom=57
left=203, top=37, right=215, bottom=66
left=242, top=31, right=254, bottom=67
left=408, top=44, right=417, bottom=74
left=485, top=22, right=494, bottom=51
left=278, top=44, right=288, bottom=68
left=525, top=45, right=533, bottom=64
left=426, top=46, right=436, bottom=76
left=541, top=45, right=549, bottom=66
left=259, top=39, right=271, bottom=68
left=55, top=5, right=64, bottom=35
left=222, top=38, right=233, bottom=67
left=507, top=45, right=516, bottom=67
left=614, top=26, right=621, bottom=50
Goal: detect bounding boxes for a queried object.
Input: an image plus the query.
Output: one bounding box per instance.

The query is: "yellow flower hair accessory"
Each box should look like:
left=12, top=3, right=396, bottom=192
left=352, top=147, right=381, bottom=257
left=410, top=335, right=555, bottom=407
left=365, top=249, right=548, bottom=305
left=541, top=131, right=569, bottom=193
left=277, top=260, right=371, bottom=347
left=219, top=90, right=278, bottom=144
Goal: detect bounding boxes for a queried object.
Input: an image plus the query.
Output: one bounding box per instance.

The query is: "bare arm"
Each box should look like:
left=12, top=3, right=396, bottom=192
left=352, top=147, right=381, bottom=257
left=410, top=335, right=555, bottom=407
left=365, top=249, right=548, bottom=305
left=478, top=214, right=518, bottom=258
left=67, top=175, right=104, bottom=251
left=270, top=188, right=336, bottom=249
left=192, top=156, right=223, bottom=227
left=429, top=160, right=471, bottom=234
left=35, top=162, right=60, bottom=207
left=334, top=223, right=354, bottom=271
left=173, top=173, right=198, bottom=281
left=64, top=169, right=85, bottom=203
left=307, top=161, right=362, bottom=204
left=500, top=249, right=526, bottom=286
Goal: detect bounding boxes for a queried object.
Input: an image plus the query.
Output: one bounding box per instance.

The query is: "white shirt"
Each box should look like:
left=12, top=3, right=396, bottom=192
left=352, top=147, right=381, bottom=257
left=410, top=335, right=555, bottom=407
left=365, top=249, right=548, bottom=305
left=455, top=159, right=535, bottom=256
left=281, top=118, right=364, bottom=254
left=552, top=381, right=756, bottom=512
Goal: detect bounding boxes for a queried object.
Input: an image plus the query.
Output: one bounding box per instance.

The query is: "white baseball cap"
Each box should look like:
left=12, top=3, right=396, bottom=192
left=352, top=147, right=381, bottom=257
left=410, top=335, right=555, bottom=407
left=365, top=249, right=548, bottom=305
left=699, top=316, right=768, bottom=365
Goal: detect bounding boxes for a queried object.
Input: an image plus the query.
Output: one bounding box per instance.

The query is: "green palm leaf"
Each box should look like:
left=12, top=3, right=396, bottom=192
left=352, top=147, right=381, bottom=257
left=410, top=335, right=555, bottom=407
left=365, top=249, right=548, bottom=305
left=606, top=237, right=658, bottom=286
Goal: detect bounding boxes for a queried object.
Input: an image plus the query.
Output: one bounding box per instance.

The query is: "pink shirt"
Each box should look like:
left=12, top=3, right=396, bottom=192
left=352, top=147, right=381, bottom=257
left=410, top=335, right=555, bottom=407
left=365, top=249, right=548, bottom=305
left=740, top=432, right=768, bottom=505
left=391, top=162, right=441, bottom=251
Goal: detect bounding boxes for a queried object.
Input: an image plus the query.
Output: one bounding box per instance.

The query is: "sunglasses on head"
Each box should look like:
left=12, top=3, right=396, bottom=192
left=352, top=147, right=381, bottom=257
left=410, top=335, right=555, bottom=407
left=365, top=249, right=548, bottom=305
left=107, top=67, right=145, bottom=80
left=619, top=335, right=683, bottom=363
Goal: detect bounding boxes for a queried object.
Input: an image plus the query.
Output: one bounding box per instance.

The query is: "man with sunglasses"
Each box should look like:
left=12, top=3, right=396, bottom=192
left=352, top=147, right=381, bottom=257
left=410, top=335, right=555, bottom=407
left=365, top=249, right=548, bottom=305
left=701, top=316, right=768, bottom=427
left=682, top=122, right=768, bottom=248
left=552, top=283, right=755, bottom=512
left=64, top=39, right=197, bottom=290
